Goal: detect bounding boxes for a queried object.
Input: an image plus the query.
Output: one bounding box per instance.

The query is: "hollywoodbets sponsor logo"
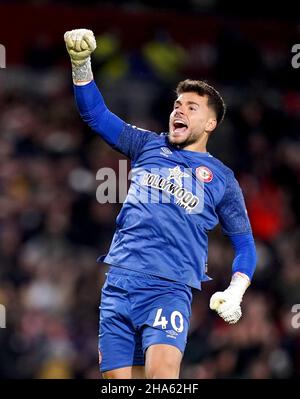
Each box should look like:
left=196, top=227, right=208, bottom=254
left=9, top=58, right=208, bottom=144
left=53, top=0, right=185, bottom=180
left=141, top=172, right=199, bottom=213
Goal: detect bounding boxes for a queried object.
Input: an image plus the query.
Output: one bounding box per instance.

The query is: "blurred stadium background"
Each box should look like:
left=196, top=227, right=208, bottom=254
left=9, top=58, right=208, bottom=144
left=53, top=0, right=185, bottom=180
left=0, top=0, right=300, bottom=379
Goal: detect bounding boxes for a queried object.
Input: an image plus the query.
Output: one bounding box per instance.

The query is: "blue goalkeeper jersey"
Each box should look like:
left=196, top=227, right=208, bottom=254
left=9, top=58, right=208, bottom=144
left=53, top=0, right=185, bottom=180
left=74, top=81, right=255, bottom=290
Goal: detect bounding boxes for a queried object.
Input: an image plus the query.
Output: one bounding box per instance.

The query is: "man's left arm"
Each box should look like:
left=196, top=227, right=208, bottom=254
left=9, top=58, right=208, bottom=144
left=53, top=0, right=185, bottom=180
left=210, top=171, right=257, bottom=324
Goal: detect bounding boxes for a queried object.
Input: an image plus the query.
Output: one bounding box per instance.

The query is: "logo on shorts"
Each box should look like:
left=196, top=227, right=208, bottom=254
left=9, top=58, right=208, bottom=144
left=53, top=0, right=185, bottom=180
left=196, top=166, right=213, bottom=183
left=166, top=329, right=178, bottom=339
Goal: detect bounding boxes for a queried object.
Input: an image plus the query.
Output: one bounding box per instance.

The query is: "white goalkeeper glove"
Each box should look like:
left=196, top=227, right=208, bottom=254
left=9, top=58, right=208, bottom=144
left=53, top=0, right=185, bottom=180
left=64, top=29, right=97, bottom=83
left=209, top=272, right=250, bottom=324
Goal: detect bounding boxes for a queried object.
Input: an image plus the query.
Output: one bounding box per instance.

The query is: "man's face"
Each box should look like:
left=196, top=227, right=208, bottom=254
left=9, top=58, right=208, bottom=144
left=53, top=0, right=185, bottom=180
left=168, top=92, right=216, bottom=148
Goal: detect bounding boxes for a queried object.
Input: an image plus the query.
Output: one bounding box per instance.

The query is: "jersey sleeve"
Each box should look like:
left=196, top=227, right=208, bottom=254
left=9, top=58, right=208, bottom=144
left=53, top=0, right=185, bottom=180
left=216, top=170, right=252, bottom=236
left=115, top=124, right=157, bottom=161
left=216, top=171, right=256, bottom=280
left=74, top=80, right=155, bottom=161
left=229, top=233, right=257, bottom=279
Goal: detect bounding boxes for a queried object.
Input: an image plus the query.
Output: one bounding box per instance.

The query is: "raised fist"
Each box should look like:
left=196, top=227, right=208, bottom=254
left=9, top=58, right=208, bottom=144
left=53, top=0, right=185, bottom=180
left=64, top=29, right=97, bottom=66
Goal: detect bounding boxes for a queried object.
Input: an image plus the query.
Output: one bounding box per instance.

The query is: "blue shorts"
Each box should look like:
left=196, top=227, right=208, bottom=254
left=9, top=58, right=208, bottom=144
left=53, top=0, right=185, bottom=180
left=98, top=266, right=192, bottom=372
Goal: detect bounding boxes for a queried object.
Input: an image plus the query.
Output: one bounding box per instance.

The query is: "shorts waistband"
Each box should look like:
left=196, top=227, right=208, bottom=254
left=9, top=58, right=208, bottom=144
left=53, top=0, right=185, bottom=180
left=107, top=265, right=176, bottom=282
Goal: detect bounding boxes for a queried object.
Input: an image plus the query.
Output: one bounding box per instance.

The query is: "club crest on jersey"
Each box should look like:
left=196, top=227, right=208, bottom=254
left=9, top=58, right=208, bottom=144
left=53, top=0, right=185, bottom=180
left=196, top=166, right=213, bottom=183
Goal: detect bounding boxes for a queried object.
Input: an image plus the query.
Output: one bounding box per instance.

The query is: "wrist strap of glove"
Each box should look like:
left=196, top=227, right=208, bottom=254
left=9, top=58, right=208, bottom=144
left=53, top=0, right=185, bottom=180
left=72, top=57, right=93, bottom=84
left=225, top=272, right=250, bottom=302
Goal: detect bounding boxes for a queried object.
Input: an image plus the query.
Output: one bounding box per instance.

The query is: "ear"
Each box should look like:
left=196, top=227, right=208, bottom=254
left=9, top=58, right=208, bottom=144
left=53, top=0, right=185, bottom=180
left=205, top=118, right=217, bottom=133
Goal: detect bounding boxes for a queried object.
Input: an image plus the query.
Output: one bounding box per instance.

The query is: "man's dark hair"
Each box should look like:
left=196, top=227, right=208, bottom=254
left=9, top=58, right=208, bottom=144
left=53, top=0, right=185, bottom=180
left=176, top=79, right=226, bottom=125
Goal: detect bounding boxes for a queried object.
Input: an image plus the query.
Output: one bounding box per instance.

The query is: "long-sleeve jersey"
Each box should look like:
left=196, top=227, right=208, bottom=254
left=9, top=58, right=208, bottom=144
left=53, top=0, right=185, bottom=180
left=74, top=80, right=256, bottom=290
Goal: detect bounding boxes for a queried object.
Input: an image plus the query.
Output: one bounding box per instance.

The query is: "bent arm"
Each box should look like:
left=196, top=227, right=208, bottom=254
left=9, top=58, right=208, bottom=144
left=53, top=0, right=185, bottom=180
left=210, top=171, right=257, bottom=323
left=209, top=231, right=256, bottom=323
left=65, top=29, right=158, bottom=160
left=65, top=29, right=124, bottom=147
left=216, top=171, right=257, bottom=281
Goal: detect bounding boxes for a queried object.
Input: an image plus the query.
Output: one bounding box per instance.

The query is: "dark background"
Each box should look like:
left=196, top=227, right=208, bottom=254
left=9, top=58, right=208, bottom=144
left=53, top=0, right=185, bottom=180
left=0, top=0, right=300, bottom=379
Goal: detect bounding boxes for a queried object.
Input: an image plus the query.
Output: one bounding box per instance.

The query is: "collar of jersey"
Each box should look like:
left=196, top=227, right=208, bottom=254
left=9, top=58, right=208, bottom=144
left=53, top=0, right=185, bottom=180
left=171, top=145, right=211, bottom=158
left=162, top=133, right=212, bottom=158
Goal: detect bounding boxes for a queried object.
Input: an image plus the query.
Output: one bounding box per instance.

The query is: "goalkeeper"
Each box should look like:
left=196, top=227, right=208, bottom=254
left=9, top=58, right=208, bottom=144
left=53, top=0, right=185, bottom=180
left=64, top=29, right=257, bottom=379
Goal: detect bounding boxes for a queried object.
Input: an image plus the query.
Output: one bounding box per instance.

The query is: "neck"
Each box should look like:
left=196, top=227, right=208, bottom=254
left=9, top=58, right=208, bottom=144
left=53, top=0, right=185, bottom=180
left=180, top=131, right=209, bottom=153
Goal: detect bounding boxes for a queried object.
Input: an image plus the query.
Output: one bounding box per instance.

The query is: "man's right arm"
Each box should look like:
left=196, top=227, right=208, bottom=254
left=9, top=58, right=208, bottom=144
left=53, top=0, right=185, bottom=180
left=74, top=80, right=125, bottom=147
left=64, top=29, right=154, bottom=159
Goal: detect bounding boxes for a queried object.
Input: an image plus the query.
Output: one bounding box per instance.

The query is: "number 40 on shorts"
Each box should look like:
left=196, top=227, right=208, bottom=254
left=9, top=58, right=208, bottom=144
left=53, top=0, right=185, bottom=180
left=152, top=308, right=184, bottom=333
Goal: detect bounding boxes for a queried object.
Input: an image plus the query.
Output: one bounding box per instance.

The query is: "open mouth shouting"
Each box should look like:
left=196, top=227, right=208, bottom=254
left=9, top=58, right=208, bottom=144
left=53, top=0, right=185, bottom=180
left=172, top=119, right=188, bottom=135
